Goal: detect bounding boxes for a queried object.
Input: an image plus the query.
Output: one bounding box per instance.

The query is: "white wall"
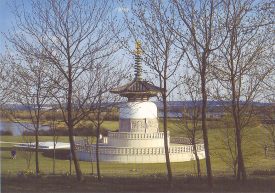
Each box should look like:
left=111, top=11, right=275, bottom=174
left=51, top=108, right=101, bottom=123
left=76, top=145, right=205, bottom=163
left=119, top=102, right=158, bottom=119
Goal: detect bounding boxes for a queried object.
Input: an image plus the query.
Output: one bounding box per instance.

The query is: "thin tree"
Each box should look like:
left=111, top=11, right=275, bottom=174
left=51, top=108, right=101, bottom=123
left=8, top=56, right=52, bottom=176
left=172, top=0, right=229, bottom=188
left=214, top=115, right=238, bottom=177
left=263, top=42, right=275, bottom=153
left=124, top=1, right=184, bottom=185
left=0, top=53, right=13, bottom=106
left=89, top=60, right=124, bottom=182
left=5, top=0, right=122, bottom=181
left=212, top=0, right=273, bottom=182
left=263, top=105, right=275, bottom=155
left=93, top=90, right=103, bottom=182
left=50, top=107, right=59, bottom=175
left=177, top=74, right=202, bottom=178
left=21, top=134, right=35, bottom=171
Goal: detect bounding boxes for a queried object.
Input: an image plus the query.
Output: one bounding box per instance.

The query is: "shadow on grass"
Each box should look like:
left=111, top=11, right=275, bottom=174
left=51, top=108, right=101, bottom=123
left=41, top=149, right=70, bottom=160
left=2, top=174, right=275, bottom=193
left=0, top=147, right=13, bottom=151
left=1, top=146, right=70, bottom=160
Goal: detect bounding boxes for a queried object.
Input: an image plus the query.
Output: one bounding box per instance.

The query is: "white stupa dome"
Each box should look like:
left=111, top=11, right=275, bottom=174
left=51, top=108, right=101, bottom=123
left=119, top=101, right=157, bottom=119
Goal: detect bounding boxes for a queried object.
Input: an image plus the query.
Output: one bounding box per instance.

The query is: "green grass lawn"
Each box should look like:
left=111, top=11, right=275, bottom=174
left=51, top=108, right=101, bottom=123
left=1, top=122, right=274, bottom=176
left=1, top=120, right=275, bottom=192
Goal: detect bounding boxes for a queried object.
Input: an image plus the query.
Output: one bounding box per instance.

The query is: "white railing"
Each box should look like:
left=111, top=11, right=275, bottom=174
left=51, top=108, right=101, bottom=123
left=108, top=131, right=166, bottom=140
left=75, top=144, right=205, bottom=155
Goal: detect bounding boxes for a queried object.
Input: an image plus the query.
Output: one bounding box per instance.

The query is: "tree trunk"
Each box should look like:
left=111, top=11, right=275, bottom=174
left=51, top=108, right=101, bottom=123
left=96, top=91, right=102, bottom=181
left=200, top=62, right=213, bottom=188
left=90, top=150, right=94, bottom=175
left=53, top=138, right=56, bottom=175
left=90, top=136, right=94, bottom=175
left=35, top=118, right=40, bottom=176
left=96, top=123, right=101, bottom=181
left=67, top=115, right=82, bottom=181
left=163, top=81, right=172, bottom=185
left=193, top=142, right=201, bottom=179
left=231, top=78, right=247, bottom=182
left=67, top=67, right=83, bottom=181
left=235, top=121, right=247, bottom=181
left=53, top=147, right=56, bottom=174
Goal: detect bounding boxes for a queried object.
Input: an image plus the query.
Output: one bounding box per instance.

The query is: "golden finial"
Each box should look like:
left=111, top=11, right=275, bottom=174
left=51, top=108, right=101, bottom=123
left=135, top=40, right=142, bottom=56
left=134, top=41, right=142, bottom=80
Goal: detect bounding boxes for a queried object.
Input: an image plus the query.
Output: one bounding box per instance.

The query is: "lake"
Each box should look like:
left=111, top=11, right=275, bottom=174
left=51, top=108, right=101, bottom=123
left=0, top=121, right=50, bottom=136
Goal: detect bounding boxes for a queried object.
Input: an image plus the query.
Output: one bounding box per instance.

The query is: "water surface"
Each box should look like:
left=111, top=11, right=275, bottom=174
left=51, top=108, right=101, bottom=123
left=0, top=121, right=50, bottom=136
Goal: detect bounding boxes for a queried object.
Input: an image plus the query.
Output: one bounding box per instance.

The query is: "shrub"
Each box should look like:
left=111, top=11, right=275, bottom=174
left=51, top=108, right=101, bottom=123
left=0, top=130, right=13, bottom=135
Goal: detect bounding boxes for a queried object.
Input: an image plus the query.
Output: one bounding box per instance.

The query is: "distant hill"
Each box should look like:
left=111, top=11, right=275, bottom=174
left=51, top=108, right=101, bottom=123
left=3, top=100, right=272, bottom=111
left=154, top=100, right=272, bottom=110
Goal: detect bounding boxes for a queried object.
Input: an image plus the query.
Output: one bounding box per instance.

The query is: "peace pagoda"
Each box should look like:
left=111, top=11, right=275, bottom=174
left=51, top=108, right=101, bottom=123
left=76, top=42, right=205, bottom=163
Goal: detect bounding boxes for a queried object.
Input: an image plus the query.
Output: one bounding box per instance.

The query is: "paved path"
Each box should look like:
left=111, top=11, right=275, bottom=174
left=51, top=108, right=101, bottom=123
left=0, top=141, right=21, bottom=145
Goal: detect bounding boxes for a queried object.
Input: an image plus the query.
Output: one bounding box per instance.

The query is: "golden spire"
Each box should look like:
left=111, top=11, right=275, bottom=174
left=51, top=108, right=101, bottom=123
left=134, top=40, right=142, bottom=80
left=135, top=41, right=142, bottom=56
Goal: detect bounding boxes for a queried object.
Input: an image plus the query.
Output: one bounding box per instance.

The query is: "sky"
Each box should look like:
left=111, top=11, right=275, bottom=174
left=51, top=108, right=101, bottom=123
left=0, top=0, right=13, bottom=31
left=0, top=0, right=128, bottom=53
left=0, top=0, right=192, bottom=102
left=0, top=0, right=271, bottom=103
left=0, top=0, right=14, bottom=52
left=0, top=0, right=34, bottom=53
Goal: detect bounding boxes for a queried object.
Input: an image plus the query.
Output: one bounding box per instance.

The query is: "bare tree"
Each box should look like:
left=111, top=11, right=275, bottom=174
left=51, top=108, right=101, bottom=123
left=124, top=0, right=184, bottom=185
left=50, top=107, right=59, bottom=175
left=21, top=134, right=35, bottom=170
left=5, top=0, right=122, bottom=181
left=89, top=61, right=124, bottom=182
left=7, top=55, right=52, bottom=176
left=214, top=115, right=238, bottom=177
left=172, top=0, right=229, bottom=188
left=264, top=57, right=275, bottom=103
left=263, top=45, right=275, bottom=152
left=0, top=53, right=13, bottom=106
left=177, top=74, right=202, bottom=178
left=212, top=0, right=273, bottom=182
left=262, top=104, right=275, bottom=156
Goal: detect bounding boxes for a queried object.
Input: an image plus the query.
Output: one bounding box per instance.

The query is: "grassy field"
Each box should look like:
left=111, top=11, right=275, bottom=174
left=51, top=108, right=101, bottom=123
left=1, top=120, right=275, bottom=192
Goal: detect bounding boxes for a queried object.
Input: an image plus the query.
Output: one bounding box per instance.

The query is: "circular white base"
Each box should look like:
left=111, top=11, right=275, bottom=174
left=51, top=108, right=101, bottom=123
left=107, top=132, right=167, bottom=147
left=76, top=144, right=205, bottom=163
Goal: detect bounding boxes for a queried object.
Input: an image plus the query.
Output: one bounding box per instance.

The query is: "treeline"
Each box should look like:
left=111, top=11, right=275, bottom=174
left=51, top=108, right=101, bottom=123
left=1, top=110, right=119, bottom=122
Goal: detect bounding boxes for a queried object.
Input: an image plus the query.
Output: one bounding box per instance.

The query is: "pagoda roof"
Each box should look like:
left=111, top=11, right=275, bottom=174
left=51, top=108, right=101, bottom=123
left=110, top=78, right=163, bottom=98
left=111, top=41, right=163, bottom=100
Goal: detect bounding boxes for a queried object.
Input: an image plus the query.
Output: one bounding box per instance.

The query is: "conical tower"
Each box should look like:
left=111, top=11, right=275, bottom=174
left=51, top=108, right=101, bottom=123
left=111, top=41, right=163, bottom=102
left=134, top=41, right=142, bottom=80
